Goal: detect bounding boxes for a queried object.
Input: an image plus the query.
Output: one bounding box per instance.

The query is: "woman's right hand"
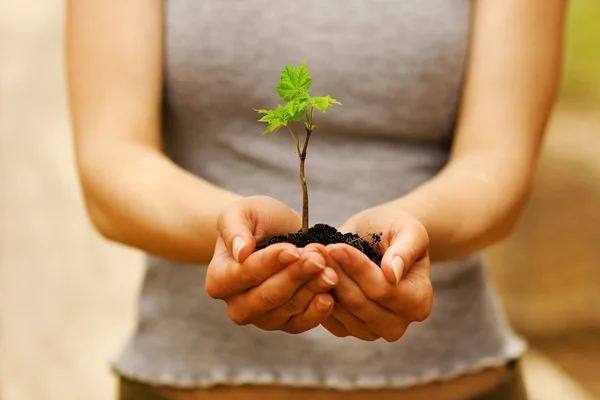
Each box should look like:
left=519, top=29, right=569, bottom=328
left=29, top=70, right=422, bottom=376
left=206, top=196, right=338, bottom=334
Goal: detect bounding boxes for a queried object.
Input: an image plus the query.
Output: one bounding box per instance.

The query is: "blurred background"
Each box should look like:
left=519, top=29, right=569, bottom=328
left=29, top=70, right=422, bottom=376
left=0, top=1, right=598, bottom=399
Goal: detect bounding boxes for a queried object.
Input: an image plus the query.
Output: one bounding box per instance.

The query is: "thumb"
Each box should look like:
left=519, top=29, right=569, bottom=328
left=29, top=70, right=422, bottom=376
left=217, top=195, right=302, bottom=263
left=381, top=223, right=429, bottom=285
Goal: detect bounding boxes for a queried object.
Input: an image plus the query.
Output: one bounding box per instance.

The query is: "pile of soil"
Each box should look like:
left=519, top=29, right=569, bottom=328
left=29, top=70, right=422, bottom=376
left=256, top=223, right=382, bottom=267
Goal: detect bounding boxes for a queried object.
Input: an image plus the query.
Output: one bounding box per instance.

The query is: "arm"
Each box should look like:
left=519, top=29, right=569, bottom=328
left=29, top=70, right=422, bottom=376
left=323, top=0, right=566, bottom=341
left=391, top=0, right=566, bottom=262
left=67, top=1, right=337, bottom=334
left=66, top=0, right=241, bottom=265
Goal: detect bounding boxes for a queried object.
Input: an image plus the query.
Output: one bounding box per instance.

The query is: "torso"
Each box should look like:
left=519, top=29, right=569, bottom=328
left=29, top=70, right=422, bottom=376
left=113, top=0, right=527, bottom=392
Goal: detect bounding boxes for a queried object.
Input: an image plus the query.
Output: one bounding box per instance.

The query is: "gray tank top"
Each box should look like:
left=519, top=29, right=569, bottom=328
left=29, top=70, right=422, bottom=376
left=113, top=0, right=526, bottom=389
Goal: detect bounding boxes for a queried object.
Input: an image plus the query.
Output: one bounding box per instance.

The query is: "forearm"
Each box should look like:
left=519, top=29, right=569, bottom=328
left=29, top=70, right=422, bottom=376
left=77, top=140, right=242, bottom=265
left=389, top=155, right=532, bottom=262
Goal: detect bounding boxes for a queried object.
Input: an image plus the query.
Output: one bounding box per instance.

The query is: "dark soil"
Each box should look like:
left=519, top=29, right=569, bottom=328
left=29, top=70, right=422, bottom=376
left=255, top=223, right=382, bottom=267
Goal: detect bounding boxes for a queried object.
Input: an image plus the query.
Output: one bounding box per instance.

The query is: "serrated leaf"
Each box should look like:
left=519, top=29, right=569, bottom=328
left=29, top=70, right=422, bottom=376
left=292, top=92, right=311, bottom=109
left=256, top=64, right=341, bottom=136
left=309, top=96, right=341, bottom=113
left=275, top=63, right=313, bottom=101
left=284, top=95, right=310, bottom=121
left=289, top=108, right=309, bottom=121
left=255, top=104, right=292, bottom=134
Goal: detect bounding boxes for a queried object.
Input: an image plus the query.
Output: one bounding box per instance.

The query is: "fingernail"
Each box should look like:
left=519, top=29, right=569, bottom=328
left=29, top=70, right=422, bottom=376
left=317, top=297, right=332, bottom=311
left=304, top=258, right=326, bottom=272
left=321, top=273, right=336, bottom=287
left=392, top=256, right=404, bottom=284
left=326, top=244, right=349, bottom=264
left=232, top=236, right=245, bottom=262
left=278, top=250, right=300, bottom=264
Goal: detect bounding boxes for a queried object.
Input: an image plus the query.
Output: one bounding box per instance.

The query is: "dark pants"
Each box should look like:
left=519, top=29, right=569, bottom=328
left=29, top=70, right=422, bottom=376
left=118, top=362, right=528, bottom=400
left=471, top=361, right=529, bottom=400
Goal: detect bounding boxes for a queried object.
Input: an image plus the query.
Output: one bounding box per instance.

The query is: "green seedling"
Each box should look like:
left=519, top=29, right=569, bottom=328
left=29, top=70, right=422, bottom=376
left=255, top=63, right=341, bottom=235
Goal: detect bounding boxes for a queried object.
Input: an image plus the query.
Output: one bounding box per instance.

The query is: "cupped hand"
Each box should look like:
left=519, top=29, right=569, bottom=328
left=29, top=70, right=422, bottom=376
left=206, top=196, right=339, bottom=334
left=320, top=205, right=433, bottom=342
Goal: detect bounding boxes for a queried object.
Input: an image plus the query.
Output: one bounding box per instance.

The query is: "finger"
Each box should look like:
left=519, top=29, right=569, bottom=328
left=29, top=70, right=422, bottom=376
left=321, top=316, right=351, bottom=338
left=331, top=303, right=380, bottom=341
left=217, top=196, right=301, bottom=263
left=268, top=267, right=338, bottom=319
left=326, top=243, right=394, bottom=303
left=205, top=239, right=301, bottom=300
left=395, top=256, right=434, bottom=322
left=381, top=222, right=429, bottom=285
left=324, top=244, right=408, bottom=341
left=329, top=242, right=432, bottom=324
left=224, top=251, right=327, bottom=324
left=280, top=293, right=335, bottom=334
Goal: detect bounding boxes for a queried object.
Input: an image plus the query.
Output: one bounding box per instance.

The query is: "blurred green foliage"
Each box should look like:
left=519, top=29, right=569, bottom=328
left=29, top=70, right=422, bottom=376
left=560, top=0, right=600, bottom=103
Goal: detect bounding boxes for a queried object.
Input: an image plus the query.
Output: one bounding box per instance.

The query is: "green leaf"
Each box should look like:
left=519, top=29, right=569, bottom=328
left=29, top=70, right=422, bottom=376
left=254, top=105, right=290, bottom=134
left=309, top=96, right=341, bottom=113
left=289, top=108, right=309, bottom=121
left=275, top=63, right=313, bottom=101
left=292, top=92, right=311, bottom=109
left=284, top=94, right=310, bottom=121
left=256, top=64, right=342, bottom=135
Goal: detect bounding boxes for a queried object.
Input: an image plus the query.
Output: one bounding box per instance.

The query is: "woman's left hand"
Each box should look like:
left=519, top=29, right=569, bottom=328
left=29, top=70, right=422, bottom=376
left=320, top=205, right=433, bottom=342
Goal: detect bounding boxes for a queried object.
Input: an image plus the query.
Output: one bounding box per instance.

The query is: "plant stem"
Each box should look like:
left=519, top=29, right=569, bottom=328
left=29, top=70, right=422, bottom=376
left=299, top=155, right=309, bottom=235
left=286, top=125, right=301, bottom=156
left=299, top=122, right=313, bottom=235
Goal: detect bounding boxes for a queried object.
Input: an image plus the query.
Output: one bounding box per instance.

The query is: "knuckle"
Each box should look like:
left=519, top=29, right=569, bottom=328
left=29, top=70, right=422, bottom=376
left=290, top=316, right=320, bottom=334
left=204, top=276, right=222, bottom=299
left=305, top=318, right=321, bottom=330
left=381, top=325, right=408, bottom=342
left=414, top=297, right=433, bottom=322
left=282, top=326, right=301, bottom=334
left=304, top=243, right=325, bottom=254
left=255, top=319, right=282, bottom=332
left=341, top=293, right=366, bottom=313
left=282, top=323, right=311, bottom=335
left=284, top=298, right=306, bottom=315
left=307, top=276, right=329, bottom=293
left=408, top=282, right=433, bottom=322
left=260, top=288, right=286, bottom=307
left=304, top=307, right=327, bottom=326
left=240, top=268, right=263, bottom=288
left=324, top=325, right=349, bottom=338
left=285, top=263, right=306, bottom=284
left=227, top=305, right=251, bottom=326
left=205, top=265, right=226, bottom=299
